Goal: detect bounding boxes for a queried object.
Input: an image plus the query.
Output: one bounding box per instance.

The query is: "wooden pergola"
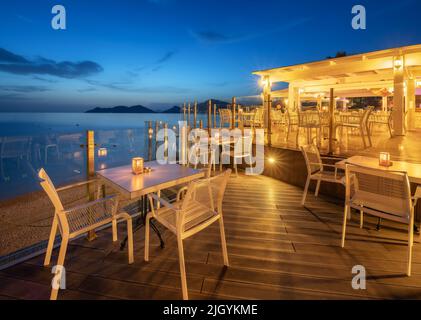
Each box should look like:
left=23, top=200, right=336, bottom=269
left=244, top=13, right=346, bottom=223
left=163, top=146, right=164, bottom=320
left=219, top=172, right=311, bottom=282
left=253, top=44, right=421, bottom=144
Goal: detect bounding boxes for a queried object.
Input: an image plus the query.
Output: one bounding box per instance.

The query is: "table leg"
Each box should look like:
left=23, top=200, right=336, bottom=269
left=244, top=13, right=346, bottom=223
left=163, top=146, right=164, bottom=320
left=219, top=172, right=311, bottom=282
left=120, top=194, right=165, bottom=250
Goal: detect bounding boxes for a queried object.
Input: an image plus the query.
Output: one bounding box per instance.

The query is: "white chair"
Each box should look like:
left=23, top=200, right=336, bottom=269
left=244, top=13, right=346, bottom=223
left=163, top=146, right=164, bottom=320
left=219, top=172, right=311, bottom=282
left=220, top=135, right=253, bottom=176
left=369, top=111, right=393, bottom=138
left=219, top=109, right=232, bottom=128
left=335, top=107, right=373, bottom=149
left=39, top=168, right=134, bottom=300
left=341, top=164, right=421, bottom=276
left=145, top=169, right=232, bottom=300
left=300, top=144, right=345, bottom=206
left=286, top=110, right=299, bottom=143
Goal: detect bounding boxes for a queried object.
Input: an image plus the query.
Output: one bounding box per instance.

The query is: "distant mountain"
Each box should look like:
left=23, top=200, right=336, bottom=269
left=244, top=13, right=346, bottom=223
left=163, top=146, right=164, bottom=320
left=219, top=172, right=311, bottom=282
left=85, top=105, right=155, bottom=113
left=162, top=106, right=181, bottom=113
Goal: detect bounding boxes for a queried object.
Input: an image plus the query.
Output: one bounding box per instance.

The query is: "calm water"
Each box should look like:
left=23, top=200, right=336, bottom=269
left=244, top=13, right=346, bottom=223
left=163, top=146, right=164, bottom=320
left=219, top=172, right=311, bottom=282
left=0, top=112, right=210, bottom=200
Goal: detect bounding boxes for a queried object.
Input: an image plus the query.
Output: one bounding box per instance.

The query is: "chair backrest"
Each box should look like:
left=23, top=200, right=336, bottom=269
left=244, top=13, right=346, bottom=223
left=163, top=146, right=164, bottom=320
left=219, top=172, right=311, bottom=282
left=286, top=110, right=298, bottom=125
left=360, top=106, right=374, bottom=125
left=345, top=163, right=412, bottom=220
left=38, top=168, right=64, bottom=212
left=180, top=169, right=231, bottom=227
left=300, top=144, right=322, bottom=175
left=232, top=134, right=253, bottom=155
left=219, top=109, right=232, bottom=126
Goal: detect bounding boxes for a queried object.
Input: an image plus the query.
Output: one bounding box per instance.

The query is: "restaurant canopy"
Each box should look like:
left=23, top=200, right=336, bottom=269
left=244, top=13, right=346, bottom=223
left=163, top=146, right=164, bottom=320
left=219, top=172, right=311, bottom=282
left=253, top=44, right=421, bottom=136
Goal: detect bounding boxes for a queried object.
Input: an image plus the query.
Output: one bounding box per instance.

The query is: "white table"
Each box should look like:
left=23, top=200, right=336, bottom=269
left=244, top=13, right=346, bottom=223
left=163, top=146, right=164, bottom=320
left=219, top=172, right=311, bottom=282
left=97, top=161, right=204, bottom=248
left=336, top=155, right=421, bottom=184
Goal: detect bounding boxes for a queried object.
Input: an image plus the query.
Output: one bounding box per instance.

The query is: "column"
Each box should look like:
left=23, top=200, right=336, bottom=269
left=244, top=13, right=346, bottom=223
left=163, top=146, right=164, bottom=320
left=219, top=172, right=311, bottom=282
left=393, top=56, right=405, bottom=136
left=407, top=78, right=416, bottom=131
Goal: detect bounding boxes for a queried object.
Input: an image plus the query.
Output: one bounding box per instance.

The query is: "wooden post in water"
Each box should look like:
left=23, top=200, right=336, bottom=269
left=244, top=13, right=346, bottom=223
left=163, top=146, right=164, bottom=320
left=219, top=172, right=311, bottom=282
left=199, top=120, right=203, bottom=129
left=214, top=104, right=217, bottom=128
left=86, top=130, right=97, bottom=241
left=194, top=101, right=197, bottom=129
left=231, top=97, right=236, bottom=128
left=155, top=121, right=159, bottom=153
left=208, top=99, right=212, bottom=133
left=183, top=103, right=186, bottom=122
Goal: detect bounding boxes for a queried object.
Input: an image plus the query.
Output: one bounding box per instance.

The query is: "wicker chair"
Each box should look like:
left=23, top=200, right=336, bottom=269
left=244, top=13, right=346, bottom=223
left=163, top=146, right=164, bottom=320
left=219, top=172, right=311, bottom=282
left=300, top=144, right=345, bottom=206
left=39, top=168, right=134, bottom=300
left=341, top=164, right=421, bottom=276
left=145, top=169, right=232, bottom=300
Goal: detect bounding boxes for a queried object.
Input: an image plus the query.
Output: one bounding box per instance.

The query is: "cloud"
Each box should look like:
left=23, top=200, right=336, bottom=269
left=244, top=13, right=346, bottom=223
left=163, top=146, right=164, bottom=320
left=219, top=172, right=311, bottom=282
left=156, top=50, right=177, bottom=64
left=0, top=48, right=103, bottom=79
left=86, top=79, right=191, bottom=94
left=0, top=85, right=50, bottom=93
left=191, top=18, right=310, bottom=44
left=32, top=76, right=59, bottom=83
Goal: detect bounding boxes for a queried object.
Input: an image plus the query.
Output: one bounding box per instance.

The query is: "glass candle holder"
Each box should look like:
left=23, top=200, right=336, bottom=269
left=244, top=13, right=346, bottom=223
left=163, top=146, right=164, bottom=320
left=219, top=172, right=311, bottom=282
left=132, top=157, right=144, bottom=175
left=98, top=148, right=107, bottom=157
left=379, top=152, right=391, bottom=167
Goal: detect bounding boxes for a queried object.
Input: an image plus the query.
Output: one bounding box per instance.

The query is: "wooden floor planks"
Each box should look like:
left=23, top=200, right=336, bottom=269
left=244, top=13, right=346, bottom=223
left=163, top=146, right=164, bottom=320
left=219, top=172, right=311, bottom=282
left=1, top=173, right=421, bottom=300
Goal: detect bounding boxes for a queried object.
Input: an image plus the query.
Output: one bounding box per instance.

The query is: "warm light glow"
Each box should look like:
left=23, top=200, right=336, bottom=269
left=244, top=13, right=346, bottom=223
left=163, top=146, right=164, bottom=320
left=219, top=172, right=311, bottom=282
left=417, top=81, right=421, bottom=87
left=379, top=152, right=391, bottom=167
left=98, top=148, right=107, bottom=157
left=260, top=78, right=271, bottom=88
left=394, top=58, right=403, bottom=69
left=298, top=88, right=304, bottom=94
left=132, top=157, right=144, bottom=175
left=268, top=157, right=276, bottom=164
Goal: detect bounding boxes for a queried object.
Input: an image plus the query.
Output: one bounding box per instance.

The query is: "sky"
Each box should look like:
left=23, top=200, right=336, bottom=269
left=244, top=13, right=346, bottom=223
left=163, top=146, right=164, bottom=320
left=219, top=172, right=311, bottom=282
left=0, top=0, right=421, bottom=112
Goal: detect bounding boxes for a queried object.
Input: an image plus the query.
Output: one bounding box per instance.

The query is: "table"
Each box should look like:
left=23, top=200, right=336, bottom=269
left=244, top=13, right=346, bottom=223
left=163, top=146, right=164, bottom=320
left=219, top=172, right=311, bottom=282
left=97, top=161, right=205, bottom=248
left=336, top=155, right=421, bottom=184
left=337, top=155, right=421, bottom=230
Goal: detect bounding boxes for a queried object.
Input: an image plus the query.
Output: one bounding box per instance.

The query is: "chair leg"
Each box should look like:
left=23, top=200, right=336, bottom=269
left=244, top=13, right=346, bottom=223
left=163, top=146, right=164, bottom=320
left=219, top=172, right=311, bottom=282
left=177, top=236, right=188, bottom=300
left=50, top=236, right=69, bottom=300
left=112, top=219, right=118, bottom=242
left=366, top=124, right=372, bottom=147
left=359, top=127, right=366, bottom=149
left=301, top=176, right=311, bottom=206
left=144, top=213, right=151, bottom=262
left=218, top=216, right=229, bottom=266
left=407, top=210, right=414, bottom=276
left=127, top=218, right=134, bottom=264
left=360, top=209, right=364, bottom=229
left=315, top=180, right=321, bottom=197
left=341, top=205, right=349, bottom=248
left=44, top=215, right=59, bottom=266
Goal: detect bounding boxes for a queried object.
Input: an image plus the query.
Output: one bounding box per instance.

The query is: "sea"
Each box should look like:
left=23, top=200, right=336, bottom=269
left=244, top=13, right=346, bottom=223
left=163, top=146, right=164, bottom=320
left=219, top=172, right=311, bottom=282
left=0, top=112, right=211, bottom=200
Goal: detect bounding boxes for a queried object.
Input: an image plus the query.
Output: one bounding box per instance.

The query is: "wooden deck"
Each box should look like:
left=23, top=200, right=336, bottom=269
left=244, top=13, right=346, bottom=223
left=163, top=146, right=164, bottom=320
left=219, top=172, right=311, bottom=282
left=1, top=174, right=421, bottom=300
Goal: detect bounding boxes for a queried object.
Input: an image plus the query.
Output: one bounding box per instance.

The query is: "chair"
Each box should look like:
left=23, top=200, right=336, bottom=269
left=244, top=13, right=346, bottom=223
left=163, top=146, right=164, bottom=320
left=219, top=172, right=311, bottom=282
left=335, top=107, right=373, bottom=149
left=341, top=164, right=421, bottom=276
left=296, top=111, right=320, bottom=147
left=220, top=134, right=253, bottom=176
left=369, top=111, right=393, bottom=138
left=251, top=108, right=264, bottom=128
left=300, top=144, right=345, bottom=206
left=39, top=168, right=134, bottom=300
left=145, top=169, right=232, bottom=300
left=219, top=109, right=232, bottom=128
left=286, top=110, right=299, bottom=142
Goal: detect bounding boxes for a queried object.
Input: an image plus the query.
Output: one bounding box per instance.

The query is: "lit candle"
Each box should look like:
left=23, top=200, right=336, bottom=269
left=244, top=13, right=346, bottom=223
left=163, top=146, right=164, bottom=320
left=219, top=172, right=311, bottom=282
left=98, top=148, right=107, bottom=157
left=132, top=157, right=144, bottom=174
left=379, top=152, right=391, bottom=167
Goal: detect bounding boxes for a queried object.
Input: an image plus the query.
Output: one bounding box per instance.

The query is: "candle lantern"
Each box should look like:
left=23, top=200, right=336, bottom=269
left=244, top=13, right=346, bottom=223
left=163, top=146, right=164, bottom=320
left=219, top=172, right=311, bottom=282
left=98, top=148, right=107, bottom=157
left=132, top=157, right=144, bottom=174
left=379, top=152, right=392, bottom=167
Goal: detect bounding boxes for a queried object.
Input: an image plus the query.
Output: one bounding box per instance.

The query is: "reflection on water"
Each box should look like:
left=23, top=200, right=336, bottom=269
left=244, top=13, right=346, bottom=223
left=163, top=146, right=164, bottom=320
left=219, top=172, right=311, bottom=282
left=0, top=112, right=215, bottom=201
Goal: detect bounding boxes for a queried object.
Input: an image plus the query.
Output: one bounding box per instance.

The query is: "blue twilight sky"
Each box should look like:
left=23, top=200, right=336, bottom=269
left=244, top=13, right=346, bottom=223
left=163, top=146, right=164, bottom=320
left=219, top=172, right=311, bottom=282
left=0, top=0, right=421, bottom=112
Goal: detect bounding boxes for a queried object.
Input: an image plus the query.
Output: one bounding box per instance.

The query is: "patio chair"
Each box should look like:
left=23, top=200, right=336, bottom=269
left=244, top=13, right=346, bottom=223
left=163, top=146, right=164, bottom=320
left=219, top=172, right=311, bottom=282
left=145, top=169, right=232, bottom=300
left=300, top=144, right=345, bottom=206
left=251, top=108, right=264, bottom=129
left=38, top=168, right=134, bottom=300
left=369, top=111, right=393, bottom=138
left=219, top=109, right=232, bottom=128
left=286, top=110, right=299, bottom=142
left=335, top=107, right=373, bottom=149
left=296, top=111, right=320, bottom=147
left=341, top=164, right=421, bottom=276
left=220, top=134, right=253, bottom=176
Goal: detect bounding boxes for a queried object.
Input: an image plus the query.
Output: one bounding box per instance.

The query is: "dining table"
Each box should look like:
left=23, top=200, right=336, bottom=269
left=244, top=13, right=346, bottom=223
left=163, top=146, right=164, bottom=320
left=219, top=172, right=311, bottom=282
left=96, top=161, right=205, bottom=249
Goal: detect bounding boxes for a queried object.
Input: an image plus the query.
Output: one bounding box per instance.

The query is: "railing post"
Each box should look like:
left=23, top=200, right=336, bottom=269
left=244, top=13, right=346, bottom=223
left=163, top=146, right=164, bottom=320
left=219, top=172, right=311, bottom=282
left=188, top=103, right=191, bottom=129
left=148, top=120, right=153, bottom=161
left=208, top=99, right=212, bottom=133
left=194, top=101, right=197, bottom=129
left=231, top=97, right=236, bottom=128
left=214, top=104, right=217, bottom=128
left=183, top=103, right=186, bottom=122
left=86, top=130, right=97, bottom=241
left=164, top=123, right=168, bottom=160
